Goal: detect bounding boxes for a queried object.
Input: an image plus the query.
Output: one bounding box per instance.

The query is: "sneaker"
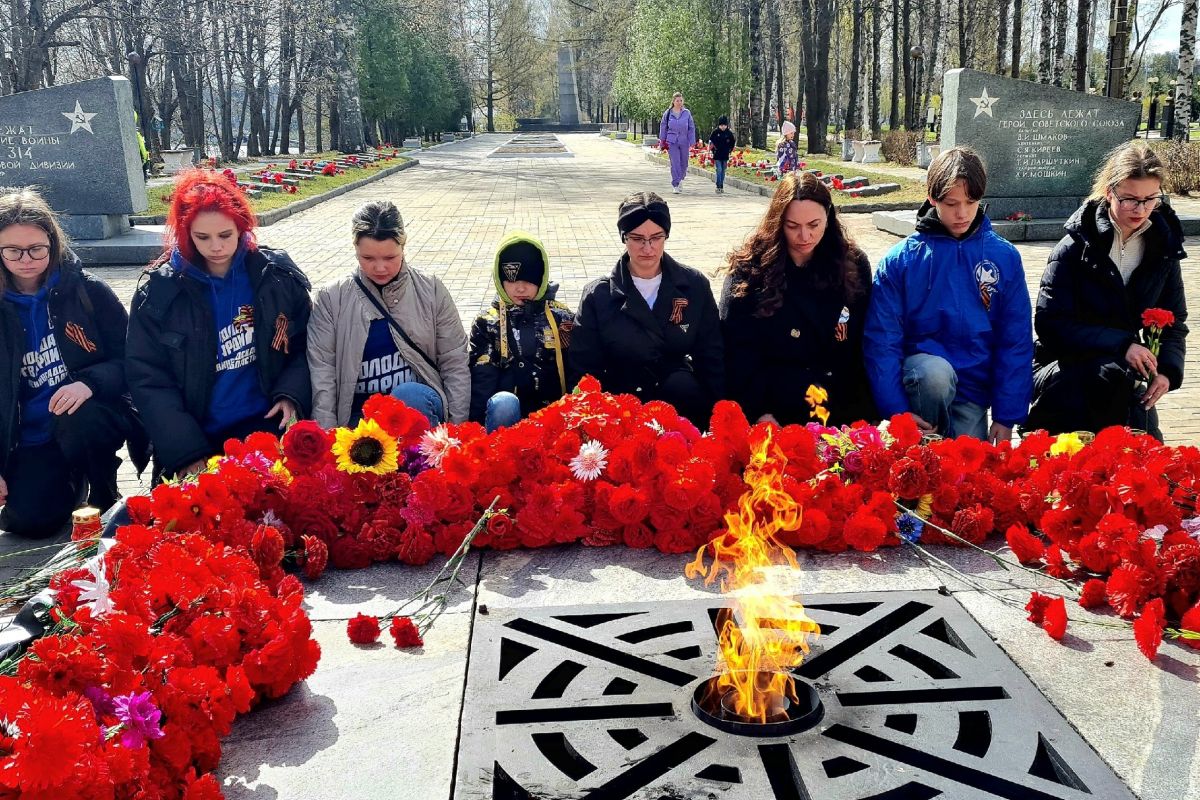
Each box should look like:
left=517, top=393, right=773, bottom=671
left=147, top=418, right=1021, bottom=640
left=672, top=185, right=681, bottom=194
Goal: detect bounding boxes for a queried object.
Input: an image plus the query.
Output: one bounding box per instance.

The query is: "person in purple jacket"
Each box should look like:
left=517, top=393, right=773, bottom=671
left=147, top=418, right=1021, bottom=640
left=659, top=92, right=696, bottom=194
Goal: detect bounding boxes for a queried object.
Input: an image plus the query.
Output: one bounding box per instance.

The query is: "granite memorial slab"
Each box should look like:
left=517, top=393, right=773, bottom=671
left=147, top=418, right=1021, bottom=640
left=941, top=68, right=1140, bottom=219
left=0, top=76, right=148, bottom=240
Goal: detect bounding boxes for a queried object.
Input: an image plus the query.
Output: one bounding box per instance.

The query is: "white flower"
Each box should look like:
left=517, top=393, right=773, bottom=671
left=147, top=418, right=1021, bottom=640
left=419, top=426, right=461, bottom=468
left=570, top=440, right=609, bottom=481
left=645, top=418, right=665, bottom=435
left=260, top=509, right=284, bottom=529
left=71, top=558, right=114, bottom=618
left=1141, top=524, right=1170, bottom=542
left=1182, top=517, right=1200, bottom=539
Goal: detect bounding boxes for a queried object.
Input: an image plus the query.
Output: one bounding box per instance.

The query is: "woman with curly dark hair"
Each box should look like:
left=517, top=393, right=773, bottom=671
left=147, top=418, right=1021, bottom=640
left=720, top=171, right=875, bottom=426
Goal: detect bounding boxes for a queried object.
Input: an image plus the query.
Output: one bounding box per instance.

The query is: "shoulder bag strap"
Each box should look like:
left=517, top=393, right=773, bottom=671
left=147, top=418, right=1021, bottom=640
left=353, top=276, right=440, bottom=373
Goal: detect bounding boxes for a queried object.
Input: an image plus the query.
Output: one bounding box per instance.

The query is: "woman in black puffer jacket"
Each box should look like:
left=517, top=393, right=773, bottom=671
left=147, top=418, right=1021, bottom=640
left=1026, top=142, right=1188, bottom=441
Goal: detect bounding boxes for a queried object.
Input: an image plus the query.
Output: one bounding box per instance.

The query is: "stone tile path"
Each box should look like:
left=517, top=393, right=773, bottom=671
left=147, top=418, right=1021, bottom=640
left=4, top=134, right=1199, bottom=799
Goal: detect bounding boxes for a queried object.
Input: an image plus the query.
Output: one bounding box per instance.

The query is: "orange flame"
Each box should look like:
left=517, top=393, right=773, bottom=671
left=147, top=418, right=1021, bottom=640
left=685, top=427, right=820, bottom=721
left=805, top=384, right=830, bottom=425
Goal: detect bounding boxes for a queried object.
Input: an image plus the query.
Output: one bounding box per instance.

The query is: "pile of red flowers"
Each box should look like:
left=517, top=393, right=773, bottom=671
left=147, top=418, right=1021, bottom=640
left=0, top=523, right=319, bottom=798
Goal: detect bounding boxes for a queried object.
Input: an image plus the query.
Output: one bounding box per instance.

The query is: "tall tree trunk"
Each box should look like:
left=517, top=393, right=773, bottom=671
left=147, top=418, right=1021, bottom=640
left=889, top=0, right=900, bottom=129
left=922, top=0, right=942, bottom=128
left=803, top=0, right=835, bottom=151
left=1011, top=0, right=1024, bottom=76
left=772, top=0, right=784, bottom=129
left=957, top=0, right=968, bottom=67
left=902, top=0, right=912, bottom=127
left=760, top=0, right=775, bottom=135
left=1053, top=0, right=1068, bottom=85
left=316, top=91, right=324, bottom=151
left=1074, top=0, right=1091, bottom=90
left=870, top=0, right=882, bottom=136
left=846, top=0, right=863, bottom=132
left=1176, top=0, right=1198, bottom=139
left=333, top=0, right=364, bottom=151
left=1038, top=0, right=1054, bottom=82
left=997, top=0, right=1010, bottom=73
left=749, top=0, right=766, bottom=148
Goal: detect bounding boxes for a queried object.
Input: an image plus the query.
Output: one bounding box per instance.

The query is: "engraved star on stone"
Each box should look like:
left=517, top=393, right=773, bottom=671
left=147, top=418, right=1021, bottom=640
left=970, top=88, right=998, bottom=119
left=62, top=100, right=97, bottom=134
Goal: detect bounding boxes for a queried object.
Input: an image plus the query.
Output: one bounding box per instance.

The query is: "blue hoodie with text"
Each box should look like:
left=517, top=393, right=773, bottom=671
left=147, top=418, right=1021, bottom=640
left=3, top=271, right=68, bottom=446
left=863, top=204, right=1034, bottom=427
left=172, top=245, right=270, bottom=435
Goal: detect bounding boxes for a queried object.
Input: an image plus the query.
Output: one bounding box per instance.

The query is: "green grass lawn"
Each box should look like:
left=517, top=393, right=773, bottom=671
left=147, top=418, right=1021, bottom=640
left=144, top=157, right=412, bottom=217
left=605, top=132, right=647, bottom=145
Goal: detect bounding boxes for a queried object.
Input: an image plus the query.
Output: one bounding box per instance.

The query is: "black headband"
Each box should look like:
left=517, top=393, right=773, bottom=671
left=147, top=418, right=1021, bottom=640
left=617, top=201, right=671, bottom=237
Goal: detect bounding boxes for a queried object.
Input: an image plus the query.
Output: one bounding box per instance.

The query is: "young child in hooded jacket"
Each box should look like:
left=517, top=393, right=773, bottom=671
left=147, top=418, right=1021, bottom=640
left=468, top=231, right=575, bottom=432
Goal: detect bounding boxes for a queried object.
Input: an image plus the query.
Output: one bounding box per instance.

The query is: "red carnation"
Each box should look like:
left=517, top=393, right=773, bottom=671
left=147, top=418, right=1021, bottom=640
left=950, top=505, right=994, bottom=545
left=608, top=484, right=649, bottom=526
left=1106, top=563, right=1157, bottom=618
left=1005, top=524, right=1046, bottom=565
left=283, top=420, right=334, bottom=470
left=887, top=457, right=928, bottom=498
left=1026, top=592, right=1052, bottom=624
left=251, top=525, right=285, bottom=568
left=1078, top=578, right=1107, bottom=609
left=1133, top=598, right=1165, bottom=660
left=390, top=616, right=424, bottom=648
left=1041, top=596, right=1068, bottom=640
left=330, top=535, right=372, bottom=569
left=302, top=534, right=328, bottom=580
left=888, top=413, right=922, bottom=449
left=397, top=527, right=437, bottom=565
left=347, top=613, right=381, bottom=644
left=1180, top=604, right=1200, bottom=650
left=362, top=393, right=429, bottom=441
left=843, top=510, right=888, bottom=552
left=1141, top=308, right=1175, bottom=330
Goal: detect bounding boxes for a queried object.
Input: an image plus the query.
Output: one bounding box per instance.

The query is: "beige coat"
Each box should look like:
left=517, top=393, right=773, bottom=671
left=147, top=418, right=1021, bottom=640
left=308, top=264, right=470, bottom=427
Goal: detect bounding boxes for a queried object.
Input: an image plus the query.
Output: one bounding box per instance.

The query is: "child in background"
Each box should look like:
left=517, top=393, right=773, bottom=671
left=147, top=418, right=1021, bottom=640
left=708, top=116, right=736, bottom=194
left=776, top=120, right=799, bottom=176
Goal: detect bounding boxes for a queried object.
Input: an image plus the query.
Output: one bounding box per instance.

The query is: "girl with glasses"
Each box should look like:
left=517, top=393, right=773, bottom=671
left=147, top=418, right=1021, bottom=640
left=568, top=192, right=724, bottom=429
left=126, top=170, right=313, bottom=480
left=0, top=189, right=139, bottom=537
left=1026, top=142, right=1189, bottom=441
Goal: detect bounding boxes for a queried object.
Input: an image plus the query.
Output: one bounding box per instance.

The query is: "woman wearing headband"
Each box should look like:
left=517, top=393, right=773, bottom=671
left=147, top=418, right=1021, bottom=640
left=568, top=191, right=723, bottom=428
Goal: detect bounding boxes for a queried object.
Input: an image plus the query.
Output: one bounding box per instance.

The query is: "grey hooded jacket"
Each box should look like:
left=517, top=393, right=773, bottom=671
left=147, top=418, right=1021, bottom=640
left=307, top=263, right=470, bottom=427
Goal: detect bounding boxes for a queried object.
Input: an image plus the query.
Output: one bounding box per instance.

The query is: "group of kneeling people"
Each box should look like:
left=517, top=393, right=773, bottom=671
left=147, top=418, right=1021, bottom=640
left=0, top=141, right=1188, bottom=538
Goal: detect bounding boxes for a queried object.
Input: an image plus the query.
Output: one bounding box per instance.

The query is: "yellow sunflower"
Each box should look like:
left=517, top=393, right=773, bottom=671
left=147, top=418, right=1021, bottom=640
left=333, top=418, right=400, bottom=474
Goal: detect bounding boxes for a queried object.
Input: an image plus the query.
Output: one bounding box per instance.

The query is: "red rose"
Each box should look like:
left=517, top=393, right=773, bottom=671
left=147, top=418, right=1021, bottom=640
left=1141, top=308, right=1175, bottom=330
left=390, top=616, right=424, bottom=648
left=1004, top=524, right=1045, bottom=565
left=347, top=613, right=381, bottom=644
left=1133, top=598, right=1165, bottom=660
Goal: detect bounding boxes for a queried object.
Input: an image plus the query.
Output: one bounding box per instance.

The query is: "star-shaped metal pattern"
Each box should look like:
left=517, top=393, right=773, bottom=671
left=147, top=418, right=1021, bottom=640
left=62, top=100, right=97, bottom=134
left=970, top=88, right=999, bottom=119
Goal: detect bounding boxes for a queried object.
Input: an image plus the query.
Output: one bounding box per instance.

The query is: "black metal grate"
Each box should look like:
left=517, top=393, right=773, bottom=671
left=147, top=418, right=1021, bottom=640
left=455, top=591, right=1133, bottom=800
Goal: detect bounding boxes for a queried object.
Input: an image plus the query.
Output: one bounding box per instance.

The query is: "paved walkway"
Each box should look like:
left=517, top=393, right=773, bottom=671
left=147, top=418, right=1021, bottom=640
left=2, top=134, right=1198, bottom=800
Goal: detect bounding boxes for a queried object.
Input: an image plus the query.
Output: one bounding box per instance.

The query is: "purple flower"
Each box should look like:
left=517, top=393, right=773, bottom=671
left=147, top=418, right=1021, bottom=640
left=842, top=449, right=865, bottom=474
left=112, top=691, right=165, bottom=748
left=84, top=686, right=116, bottom=722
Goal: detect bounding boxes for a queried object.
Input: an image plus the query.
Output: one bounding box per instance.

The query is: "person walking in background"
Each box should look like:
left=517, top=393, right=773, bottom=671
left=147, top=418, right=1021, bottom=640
left=708, top=116, right=736, bottom=195
left=659, top=92, right=696, bottom=194
left=776, top=121, right=799, bottom=176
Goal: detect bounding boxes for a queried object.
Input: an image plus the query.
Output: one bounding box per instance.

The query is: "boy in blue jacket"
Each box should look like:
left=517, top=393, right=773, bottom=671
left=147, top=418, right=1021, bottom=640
left=864, top=146, right=1033, bottom=444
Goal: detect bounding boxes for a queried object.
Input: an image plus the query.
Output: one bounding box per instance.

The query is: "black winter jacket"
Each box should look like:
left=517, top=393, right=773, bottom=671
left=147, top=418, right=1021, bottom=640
left=708, top=128, right=736, bottom=161
left=126, top=247, right=312, bottom=475
left=720, top=251, right=876, bottom=426
left=0, top=254, right=138, bottom=474
left=1034, top=199, right=1189, bottom=389
left=468, top=283, right=575, bottom=422
left=568, top=254, right=724, bottom=401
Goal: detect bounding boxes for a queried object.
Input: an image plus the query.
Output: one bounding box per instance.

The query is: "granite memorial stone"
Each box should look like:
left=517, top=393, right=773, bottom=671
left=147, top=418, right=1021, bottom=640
left=941, top=68, right=1140, bottom=219
left=0, top=76, right=147, bottom=239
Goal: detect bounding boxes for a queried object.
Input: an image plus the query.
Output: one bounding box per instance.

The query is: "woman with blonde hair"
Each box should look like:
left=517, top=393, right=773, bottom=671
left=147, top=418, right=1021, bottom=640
left=720, top=171, right=875, bottom=426
left=0, top=189, right=136, bottom=536
left=1026, top=142, right=1188, bottom=440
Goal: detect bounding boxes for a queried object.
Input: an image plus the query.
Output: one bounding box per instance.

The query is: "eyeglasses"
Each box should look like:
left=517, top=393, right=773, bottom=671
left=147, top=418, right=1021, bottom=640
left=624, top=233, right=667, bottom=247
left=0, top=244, right=49, bottom=262
left=1115, top=194, right=1166, bottom=212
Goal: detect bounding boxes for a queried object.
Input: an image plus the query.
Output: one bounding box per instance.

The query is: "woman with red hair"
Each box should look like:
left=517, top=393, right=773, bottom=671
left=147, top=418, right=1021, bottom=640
left=126, top=169, right=312, bottom=479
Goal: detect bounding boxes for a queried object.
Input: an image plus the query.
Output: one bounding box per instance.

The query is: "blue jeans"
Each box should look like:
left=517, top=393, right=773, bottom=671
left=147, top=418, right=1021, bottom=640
left=390, top=382, right=445, bottom=428
left=714, top=159, right=727, bottom=188
left=902, top=353, right=989, bottom=440
left=485, top=391, right=522, bottom=433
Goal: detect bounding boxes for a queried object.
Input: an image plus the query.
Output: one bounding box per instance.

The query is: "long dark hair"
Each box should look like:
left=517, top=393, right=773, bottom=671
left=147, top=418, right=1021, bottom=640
left=723, top=172, right=863, bottom=317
